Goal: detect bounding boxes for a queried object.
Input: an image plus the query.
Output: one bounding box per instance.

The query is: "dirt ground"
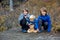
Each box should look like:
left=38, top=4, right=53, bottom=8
left=0, top=27, right=60, bottom=40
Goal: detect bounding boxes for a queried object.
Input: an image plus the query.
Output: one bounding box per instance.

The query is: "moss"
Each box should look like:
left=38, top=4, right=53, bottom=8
left=0, top=26, right=7, bottom=32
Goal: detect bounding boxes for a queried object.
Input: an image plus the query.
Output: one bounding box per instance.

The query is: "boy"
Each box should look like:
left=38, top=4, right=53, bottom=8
left=38, top=7, right=51, bottom=32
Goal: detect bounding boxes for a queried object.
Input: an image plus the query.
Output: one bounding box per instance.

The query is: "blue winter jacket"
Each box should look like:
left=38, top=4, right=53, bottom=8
left=37, top=14, right=51, bottom=32
left=27, top=18, right=38, bottom=30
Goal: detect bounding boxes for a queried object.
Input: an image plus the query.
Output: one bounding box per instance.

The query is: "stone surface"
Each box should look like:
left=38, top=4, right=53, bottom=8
left=0, top=27, right=60, bottom=40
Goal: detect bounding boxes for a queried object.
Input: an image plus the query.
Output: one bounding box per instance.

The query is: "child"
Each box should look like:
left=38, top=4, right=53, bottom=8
left=37, top=7, right=51, bottom=32
left=18, top=9, right=30, bottom=33
left=27, top=15, right=38, bottom=33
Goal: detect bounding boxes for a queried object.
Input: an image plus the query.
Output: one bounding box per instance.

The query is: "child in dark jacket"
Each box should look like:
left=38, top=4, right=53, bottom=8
left=37, top=7, right=51, bottom=32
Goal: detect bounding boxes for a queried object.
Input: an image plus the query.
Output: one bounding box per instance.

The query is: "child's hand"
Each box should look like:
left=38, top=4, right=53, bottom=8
left=25, top=16, right=27, bottom=18
left=37, top=29, right=39, bottom=31
left=28, top=24, right=30, bottom=26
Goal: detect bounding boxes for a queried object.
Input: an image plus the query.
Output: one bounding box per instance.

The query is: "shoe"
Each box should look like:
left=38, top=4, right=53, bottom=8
left=38, top=30, right=43, bottom=33
left=22, top=29, right=27, bottom=33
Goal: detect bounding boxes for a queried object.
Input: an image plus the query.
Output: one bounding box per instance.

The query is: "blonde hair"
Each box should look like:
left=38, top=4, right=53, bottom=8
left=40, top=7, right=47, bottom=15
left=30, top=15, right=35, bottom=19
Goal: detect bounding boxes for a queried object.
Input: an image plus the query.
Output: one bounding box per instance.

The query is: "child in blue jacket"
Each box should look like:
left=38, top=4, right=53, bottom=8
left=27, top=15, right=38, bottom=31
left=37, top=7, right=51, bottom=32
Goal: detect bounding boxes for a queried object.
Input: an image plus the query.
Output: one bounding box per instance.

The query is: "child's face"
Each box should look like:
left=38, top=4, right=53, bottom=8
left=23, top=10, right=28, bottom=15
left=41, top=10, right=46, bottom=16
left=30, top=15, right=35, bottom=21
left=30, top=18, right=34, bottom=21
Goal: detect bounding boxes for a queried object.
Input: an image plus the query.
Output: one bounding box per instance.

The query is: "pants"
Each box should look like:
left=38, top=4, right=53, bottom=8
left=38, top=20, right=48, bottom=31
left=20, top=18, right=29, bottom=31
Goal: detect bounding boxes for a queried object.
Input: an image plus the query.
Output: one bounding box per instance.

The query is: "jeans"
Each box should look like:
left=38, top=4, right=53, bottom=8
left=38, top=20, right=51, bottom=32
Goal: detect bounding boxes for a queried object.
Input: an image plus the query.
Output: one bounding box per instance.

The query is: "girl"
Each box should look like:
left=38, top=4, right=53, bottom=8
left=27, top=15, right=38, bottom=33
left=38, top=7, right=51, bottom=32
left=18, top=9, right=30, bottom=33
